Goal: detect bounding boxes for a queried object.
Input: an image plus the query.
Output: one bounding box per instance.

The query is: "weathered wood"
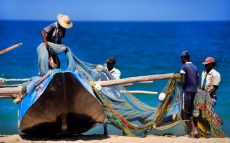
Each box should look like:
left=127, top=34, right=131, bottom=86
left=121, top=81, right=153, bottom=87
left=0, top=86, right=22, bottom=96
left=0, top=84, right=24, bottom=100
left=19, top=72, right=105, bottom=135
left=0, top=94, right=17, bottom=99
left=0, top=43, right=23, bottom=55
left=120, top=90, right=158, bottom=95
left=95, top=73, right=177, bottom=87
left=35, top=71, right=51, bottom=86
left=120, top=83, right=133, bottom=86
left=1, top=78, right=31, bottom=82
left=138, top=81, right=154, bottom=84
left=0, top=84, right=23, bottom=87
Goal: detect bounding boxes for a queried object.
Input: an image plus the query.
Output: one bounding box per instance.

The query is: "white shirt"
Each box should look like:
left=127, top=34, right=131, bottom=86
left=201, top=69, right=221, bottom=93
left=109, top=67, right=121, bottom=80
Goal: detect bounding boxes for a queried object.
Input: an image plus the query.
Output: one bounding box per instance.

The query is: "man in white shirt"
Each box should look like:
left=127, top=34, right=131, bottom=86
left=201, top=57, right=221, bottom=109
left=106, top=57, right=121, bottom=80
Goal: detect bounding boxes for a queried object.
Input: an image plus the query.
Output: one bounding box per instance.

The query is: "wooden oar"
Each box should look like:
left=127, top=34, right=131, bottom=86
left=0, top=43, right=23, bottom=55
left=120, top=90, right=158, bottom=95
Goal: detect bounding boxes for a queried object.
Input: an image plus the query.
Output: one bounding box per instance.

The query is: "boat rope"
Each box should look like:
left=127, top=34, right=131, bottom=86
left=90, top=76, right=181, bottom=136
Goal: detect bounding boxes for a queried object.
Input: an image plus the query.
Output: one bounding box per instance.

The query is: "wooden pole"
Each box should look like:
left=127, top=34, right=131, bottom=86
left=0, top=84, right=23, bottom=87
left=120, top=81, right=152, bottom=87
left=120, top=83, right=133, bottom=86
left=0, top=43, right=23, bottom=55
left=0, top=94, right=17, bottom=99
left=1, top=78, right=31, bottom=82
left=120, top=90, right=158, bottom=95
left=0, top=86, right=22, bottom=98
left=95, top=73, right=178, bottom=87
left=137, top=81, right=154, bottom=84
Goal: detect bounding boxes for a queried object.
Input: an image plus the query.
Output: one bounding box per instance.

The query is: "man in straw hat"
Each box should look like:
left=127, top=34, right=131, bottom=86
left=201, top=57, right=221, bottom=110
left=41, top=14, right=73, bottom=69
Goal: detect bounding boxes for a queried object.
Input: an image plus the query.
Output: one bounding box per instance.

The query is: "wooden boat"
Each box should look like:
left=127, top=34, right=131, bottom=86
left=1, top=70, right=223, bottom=137
left=18, top=71, right=105, bottom=135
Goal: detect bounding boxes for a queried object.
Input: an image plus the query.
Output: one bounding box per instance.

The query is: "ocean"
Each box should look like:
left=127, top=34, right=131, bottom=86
left=0, top=21, right=230, bottom=136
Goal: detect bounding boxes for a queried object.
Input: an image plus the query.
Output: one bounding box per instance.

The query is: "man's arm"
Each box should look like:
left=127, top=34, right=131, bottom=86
left=196, top=74, right=199, bottom=86
left=180, top=73, right=185, bottom=86
left=41, top=30, right=49, bottom=48
left=180, top=66, right=186, bottom=86
left=210, top=85, right=218, bottom=98
left=113, top=69, right=121, bottom=80
left=41, top=22, right=56, bottom=49
left=209, top=72, right=220, bottom=97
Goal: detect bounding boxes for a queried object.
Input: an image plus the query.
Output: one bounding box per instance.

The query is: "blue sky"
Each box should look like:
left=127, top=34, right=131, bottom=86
left=0, top=0, right=229, bottom=21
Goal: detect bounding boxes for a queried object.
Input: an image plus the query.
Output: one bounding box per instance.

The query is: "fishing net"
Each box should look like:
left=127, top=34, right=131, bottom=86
left=195, top=89, right=225, bottom=137
left=34, top=43, right=224, bottom=137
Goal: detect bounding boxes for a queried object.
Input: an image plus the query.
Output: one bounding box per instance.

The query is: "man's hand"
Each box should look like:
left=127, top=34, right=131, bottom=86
left=65, top=48, right=69, bottom=53
left=210, top=85, right=218, bottom=98
left=45, top=42, right=49, bottom=49
left=41, top=30, right=49, bottom=48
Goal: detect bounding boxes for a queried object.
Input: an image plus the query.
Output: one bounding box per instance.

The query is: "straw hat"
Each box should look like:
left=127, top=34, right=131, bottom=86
left=57, top=14, right=73, bottom=29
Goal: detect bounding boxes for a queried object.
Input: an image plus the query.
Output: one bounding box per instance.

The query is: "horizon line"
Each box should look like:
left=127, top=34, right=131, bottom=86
left=0, top=19, right=230, bottom=22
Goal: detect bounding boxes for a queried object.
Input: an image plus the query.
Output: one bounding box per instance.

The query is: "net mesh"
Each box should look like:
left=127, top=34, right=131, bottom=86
left=35, top=43, right=224, bottom=137
left=72, top=56, right=185, bottom=135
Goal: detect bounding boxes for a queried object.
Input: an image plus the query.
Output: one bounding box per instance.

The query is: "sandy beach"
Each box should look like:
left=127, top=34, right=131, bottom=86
left=0, top=134, right=229, bottom=143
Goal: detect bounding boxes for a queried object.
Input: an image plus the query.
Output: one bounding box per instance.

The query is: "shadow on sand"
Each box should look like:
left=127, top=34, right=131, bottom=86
left=21, top=134, right=109, bottom=141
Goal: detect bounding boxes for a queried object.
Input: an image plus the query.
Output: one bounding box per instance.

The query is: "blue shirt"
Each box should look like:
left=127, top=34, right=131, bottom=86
left=180, top=62, right=198, bottom=92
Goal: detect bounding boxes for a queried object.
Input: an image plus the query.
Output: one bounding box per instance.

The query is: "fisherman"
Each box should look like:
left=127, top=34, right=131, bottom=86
left=41, top=14, right=73, bottom=69
left=180, top=50, right=199, bottom=137
left=106, top=56, right=121, bottom=80
left=201, top=57, right=221, bottom=110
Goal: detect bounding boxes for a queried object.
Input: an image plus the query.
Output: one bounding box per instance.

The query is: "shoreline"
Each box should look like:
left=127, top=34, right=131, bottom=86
left=0, top=134, right=229, bottom=143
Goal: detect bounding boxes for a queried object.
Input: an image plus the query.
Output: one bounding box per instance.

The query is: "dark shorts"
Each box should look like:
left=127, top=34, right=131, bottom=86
left=182, top=92, right=196, bottom=120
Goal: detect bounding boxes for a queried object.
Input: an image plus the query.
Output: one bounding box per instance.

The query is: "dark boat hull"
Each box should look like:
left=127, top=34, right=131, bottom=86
left=19, top=71, right=105, bottom=135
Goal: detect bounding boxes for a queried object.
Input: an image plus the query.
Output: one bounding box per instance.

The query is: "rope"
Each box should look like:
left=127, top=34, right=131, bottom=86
left=90, top=78, right=181, bottom=136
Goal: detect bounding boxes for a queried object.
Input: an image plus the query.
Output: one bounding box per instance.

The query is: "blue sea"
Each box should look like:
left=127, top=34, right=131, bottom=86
left=0, top=21, right=230, bottom=136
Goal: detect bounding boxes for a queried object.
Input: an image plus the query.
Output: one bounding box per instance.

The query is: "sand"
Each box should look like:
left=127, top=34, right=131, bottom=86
left=0, top=134, right=229, bottom=143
